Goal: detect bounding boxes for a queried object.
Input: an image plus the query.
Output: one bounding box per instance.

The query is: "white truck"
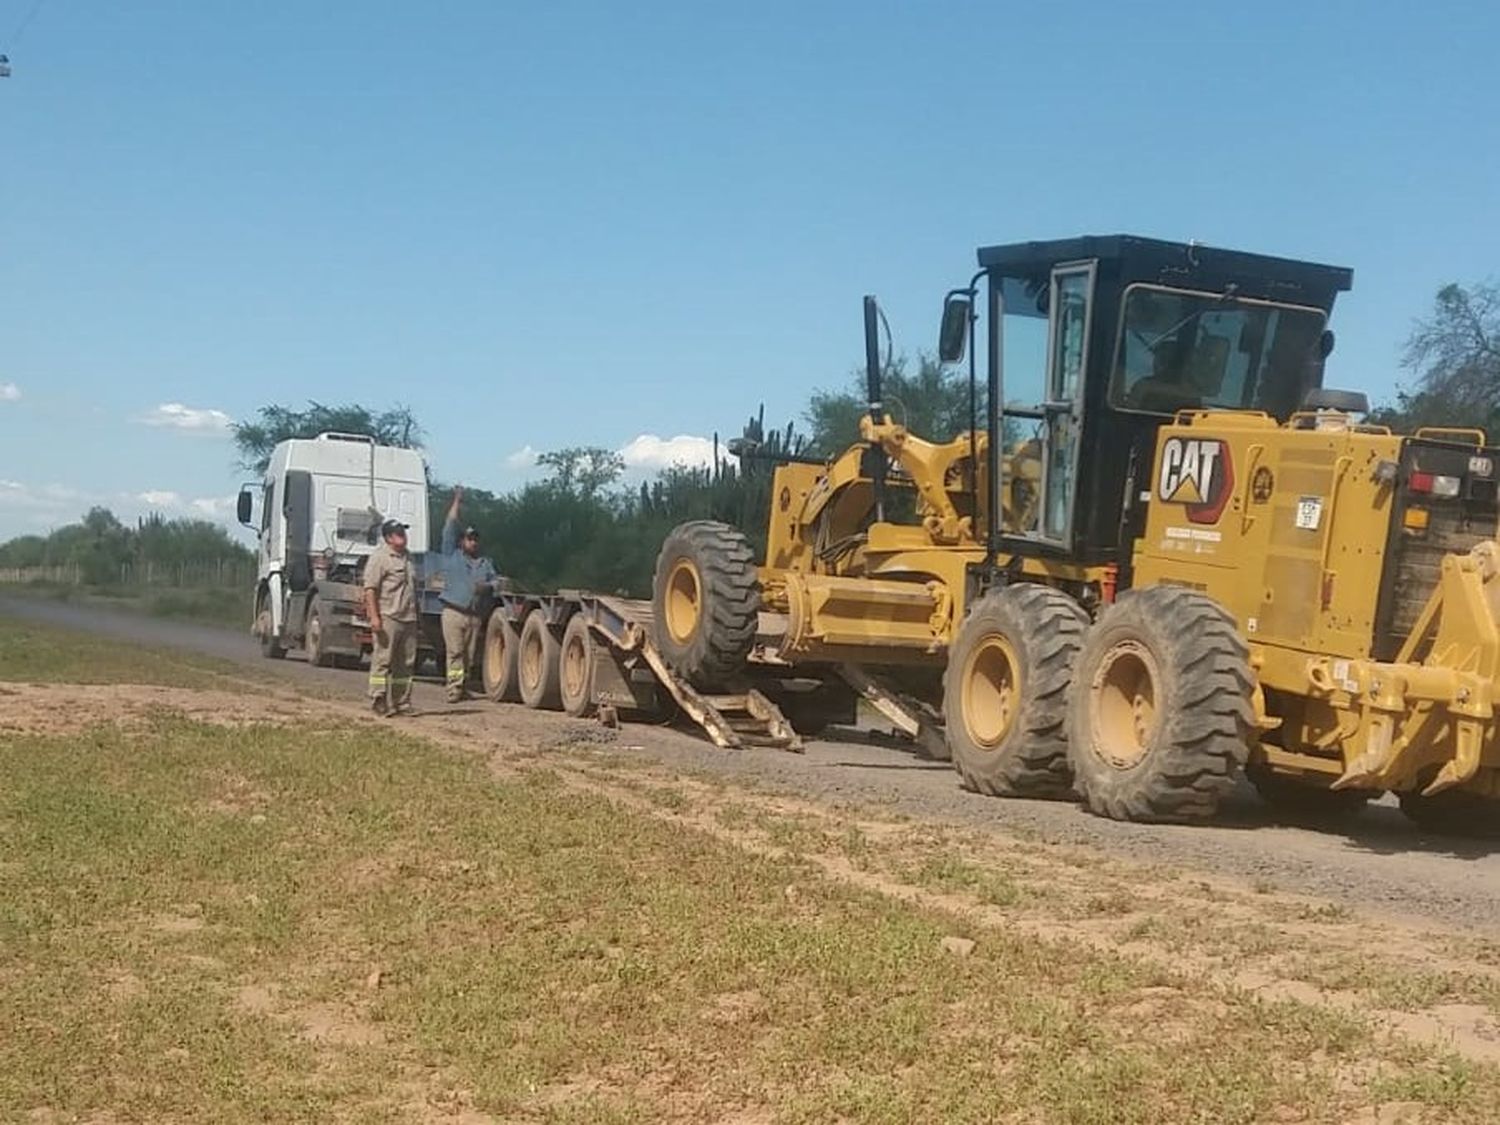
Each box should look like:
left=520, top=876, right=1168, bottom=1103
left=237, top=433, right=431, bottom=666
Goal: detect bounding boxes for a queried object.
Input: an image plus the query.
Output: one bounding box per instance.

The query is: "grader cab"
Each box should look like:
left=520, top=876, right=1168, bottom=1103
left=652, top=234, right=1500, bottom=832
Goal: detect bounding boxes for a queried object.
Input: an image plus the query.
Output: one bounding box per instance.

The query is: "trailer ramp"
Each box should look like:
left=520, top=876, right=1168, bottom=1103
left=584, top=596, right=803, bottom=752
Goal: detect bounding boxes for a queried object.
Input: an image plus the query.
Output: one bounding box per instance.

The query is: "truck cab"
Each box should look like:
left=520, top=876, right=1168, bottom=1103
left=238, top=432, right=430, bottom=665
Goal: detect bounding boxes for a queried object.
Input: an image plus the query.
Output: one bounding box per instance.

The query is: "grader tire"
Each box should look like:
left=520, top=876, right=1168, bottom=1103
left=518, top=609, right=562, bottom=710
left=559, top=613, right=597, bottom=718
left=482, top=608, right=521, bottom=703
left=1399, top=789, right=1500, bottom=838
left=1068, top=586, right=1253, bottom=824
left=944, top=584, right=1088, bottom=798
left=652, top=520, right=758, bottom=689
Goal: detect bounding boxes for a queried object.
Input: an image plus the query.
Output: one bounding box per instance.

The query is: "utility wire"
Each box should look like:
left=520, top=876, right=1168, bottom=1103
left=5, top=0, right=50, bottom=49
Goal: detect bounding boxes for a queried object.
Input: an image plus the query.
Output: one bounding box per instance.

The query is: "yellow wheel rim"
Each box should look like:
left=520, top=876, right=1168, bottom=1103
left=664, top=559, right=702, bottom=644
left=484, top=617, right=507, bottom=680
left=962, top=634, right=1021, bottom=748
left=521, top=627, right=543, bottom=688
left=563, top=631, right=588, bottom=698
left=1090, top=640, right=1160, bottom=769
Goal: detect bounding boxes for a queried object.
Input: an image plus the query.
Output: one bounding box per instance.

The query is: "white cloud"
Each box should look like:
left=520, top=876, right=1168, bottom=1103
left=191, top=495, right=236, bottom=516
left=136, top=490, right=183, bottom=508
left=0, top=383, right=20, bottom=402
left=504, top=444, right=539, bottom=469
left=618, top=433, right=717, bottom=471
left=137, top=402, right=233, bottom=434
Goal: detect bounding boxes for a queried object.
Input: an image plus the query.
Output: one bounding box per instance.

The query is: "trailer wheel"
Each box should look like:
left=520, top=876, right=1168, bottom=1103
left=305, top=600, right=334, bottom=668
left=1398, top=789, right=1500, bottom=837
left=945, top=584, right=1087, bottom=798
left=518, top=609, right=562, bottom=710
left=560, top=614, right=597, bottom=718
left=1069, top=587, right=1253, bottom=823
left=482, top=608, right=521, bottom=703
left=652, top=521, right=759, bottom=689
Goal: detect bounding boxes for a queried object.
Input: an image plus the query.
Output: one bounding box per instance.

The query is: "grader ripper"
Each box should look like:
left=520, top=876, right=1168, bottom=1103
left=650, top=234, right=1500, bottom=832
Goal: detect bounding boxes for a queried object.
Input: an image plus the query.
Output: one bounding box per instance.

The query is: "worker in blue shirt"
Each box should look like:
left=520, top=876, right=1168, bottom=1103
left=439, top=485, right=498, bottom=702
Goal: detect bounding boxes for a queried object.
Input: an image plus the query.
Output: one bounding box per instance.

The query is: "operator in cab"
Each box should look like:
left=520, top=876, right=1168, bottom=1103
left=363, top=518, right=420, bottom=717
left=438, top=486, right=498, bottom=703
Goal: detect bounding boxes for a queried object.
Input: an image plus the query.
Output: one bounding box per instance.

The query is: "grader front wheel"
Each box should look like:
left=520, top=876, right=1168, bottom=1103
left=944, top=584, right=1088, bottom=798
left=651, top=521, right=759, bottom=689
left=1068, top=587, right=1253, bottom=823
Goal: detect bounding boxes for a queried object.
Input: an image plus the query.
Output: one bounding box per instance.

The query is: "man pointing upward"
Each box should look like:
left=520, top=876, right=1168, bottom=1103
left=439, top=486, right=498, bottom=703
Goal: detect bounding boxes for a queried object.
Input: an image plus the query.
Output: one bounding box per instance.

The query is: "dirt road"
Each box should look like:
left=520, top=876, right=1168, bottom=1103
left=6, top=594, right=1500, bottom=933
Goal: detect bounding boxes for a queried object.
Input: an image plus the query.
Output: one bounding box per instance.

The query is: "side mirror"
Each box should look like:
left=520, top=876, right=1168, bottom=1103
left=1319, top=329, right=1336, bottom=359
left=236, top=488, right=253, bottom=527
left=938, top=294, right=972, bottom=364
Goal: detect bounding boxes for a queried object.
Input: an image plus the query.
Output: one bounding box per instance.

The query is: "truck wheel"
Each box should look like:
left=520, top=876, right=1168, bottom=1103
left=305, top=601, right=333, bottom=668
left=1068, top=587, right=1253, bottom=823
left=518, top=609, right=562, bottom=710
left=482, top=608, right=521, bottom=703
left=1398, top=789, right=1500, bottom=837
left=944, top=584, right=1088, bottom=798
left=652, top=521, right=758, bottom=689
left=256, top=603, right=286, bottom=660
left=560, top=614, right=597, bottom=718
left=1247, top=764, right=1372, bottom=821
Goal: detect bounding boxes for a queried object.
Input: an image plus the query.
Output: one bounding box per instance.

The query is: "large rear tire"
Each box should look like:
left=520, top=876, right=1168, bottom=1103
left=944, top=584, right=1088, bottom=798
left=482, top=608, right=521, bottom=703
left=559, top=613, right=597, bottom=718
left=1068, top=587, right=1253, bottom=823
left=651, top=521, right=759, bottom=689
left=518, top=609, right=562, bottom=711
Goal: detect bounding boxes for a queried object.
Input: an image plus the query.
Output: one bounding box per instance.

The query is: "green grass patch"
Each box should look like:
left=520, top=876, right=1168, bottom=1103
left=4, top=712, right=1500, bottom=1121
left=0, top=615, right=238, bottom=687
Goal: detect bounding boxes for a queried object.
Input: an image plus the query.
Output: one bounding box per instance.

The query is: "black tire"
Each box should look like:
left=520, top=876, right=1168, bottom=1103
left=559, top=614, right=597, bottom=718
left=482, top=608, right=521, bottom=703
left=1247, top=764, right=1372, bottom=821
left=304, top=600, right=333, bottom=668
left=1399, top=789, right=1500, bottom=837
left=651, top=520, right=758, bottom=689
left=944, top=584, right=1088, bottom=798
left=256, top=600, right=286, bottom=660
left=518, top=609, right=562, bottom=711
left=1068, top=586, right=1253, bottom=823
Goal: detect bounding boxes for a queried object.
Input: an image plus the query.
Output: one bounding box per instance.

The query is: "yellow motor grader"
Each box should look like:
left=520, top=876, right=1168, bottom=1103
left=651, top=234, right=1500, bottom=831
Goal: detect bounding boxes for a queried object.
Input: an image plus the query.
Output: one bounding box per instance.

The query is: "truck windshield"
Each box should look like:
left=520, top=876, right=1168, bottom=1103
left=1110, top=285, right=1327, bottom=418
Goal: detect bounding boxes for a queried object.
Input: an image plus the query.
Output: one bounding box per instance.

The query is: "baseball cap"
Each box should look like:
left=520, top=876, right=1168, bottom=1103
left=380, top=518, right=408, bottom=538
left=462, top=525, right=480, bottom=539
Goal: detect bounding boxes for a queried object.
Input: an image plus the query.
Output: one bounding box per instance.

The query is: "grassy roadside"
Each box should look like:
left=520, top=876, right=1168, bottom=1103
left=3, top=618, right=1498, bottom=1122
left=0, top=615, right=243, bottom=688
left=0, top=580, right=253, bottom=631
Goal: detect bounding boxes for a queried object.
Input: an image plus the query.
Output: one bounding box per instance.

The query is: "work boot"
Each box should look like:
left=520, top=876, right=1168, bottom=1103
left=392, top=702, right=420, bottom=718
left=370, top=697, right=389, bottom=718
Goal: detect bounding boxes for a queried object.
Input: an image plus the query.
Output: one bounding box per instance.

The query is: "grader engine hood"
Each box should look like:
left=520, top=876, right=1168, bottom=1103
left=1133, top=413, right=1500, bottom=801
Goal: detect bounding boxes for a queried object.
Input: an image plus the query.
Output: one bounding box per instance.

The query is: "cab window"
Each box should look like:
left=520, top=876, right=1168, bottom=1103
left=1111, top=285, right=1326, bottom=418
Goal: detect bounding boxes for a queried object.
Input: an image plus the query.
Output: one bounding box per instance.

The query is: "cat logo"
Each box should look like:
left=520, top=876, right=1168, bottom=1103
left=1157, top=437, right=1234, bottom=525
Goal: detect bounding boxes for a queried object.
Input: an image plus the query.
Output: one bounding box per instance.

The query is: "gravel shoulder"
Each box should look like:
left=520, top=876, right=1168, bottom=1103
left=5, top=593, right=1500, bottom=934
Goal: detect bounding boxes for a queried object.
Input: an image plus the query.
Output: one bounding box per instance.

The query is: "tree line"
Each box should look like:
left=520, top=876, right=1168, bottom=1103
left=0, top=508, right=253, bottom=586
left=2, top=279, right=1494, bottom=597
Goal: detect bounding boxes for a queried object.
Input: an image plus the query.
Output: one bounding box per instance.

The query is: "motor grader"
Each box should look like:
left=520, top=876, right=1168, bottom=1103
left=650, top=234, right=1500, bottom=831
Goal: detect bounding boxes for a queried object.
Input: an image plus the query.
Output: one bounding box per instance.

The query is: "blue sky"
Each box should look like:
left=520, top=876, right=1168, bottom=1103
left=1, top=0, right=1496, bottom=540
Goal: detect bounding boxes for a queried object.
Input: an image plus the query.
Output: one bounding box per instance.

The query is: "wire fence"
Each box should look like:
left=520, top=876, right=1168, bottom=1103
left=0, top=560, right=256, bottom=589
